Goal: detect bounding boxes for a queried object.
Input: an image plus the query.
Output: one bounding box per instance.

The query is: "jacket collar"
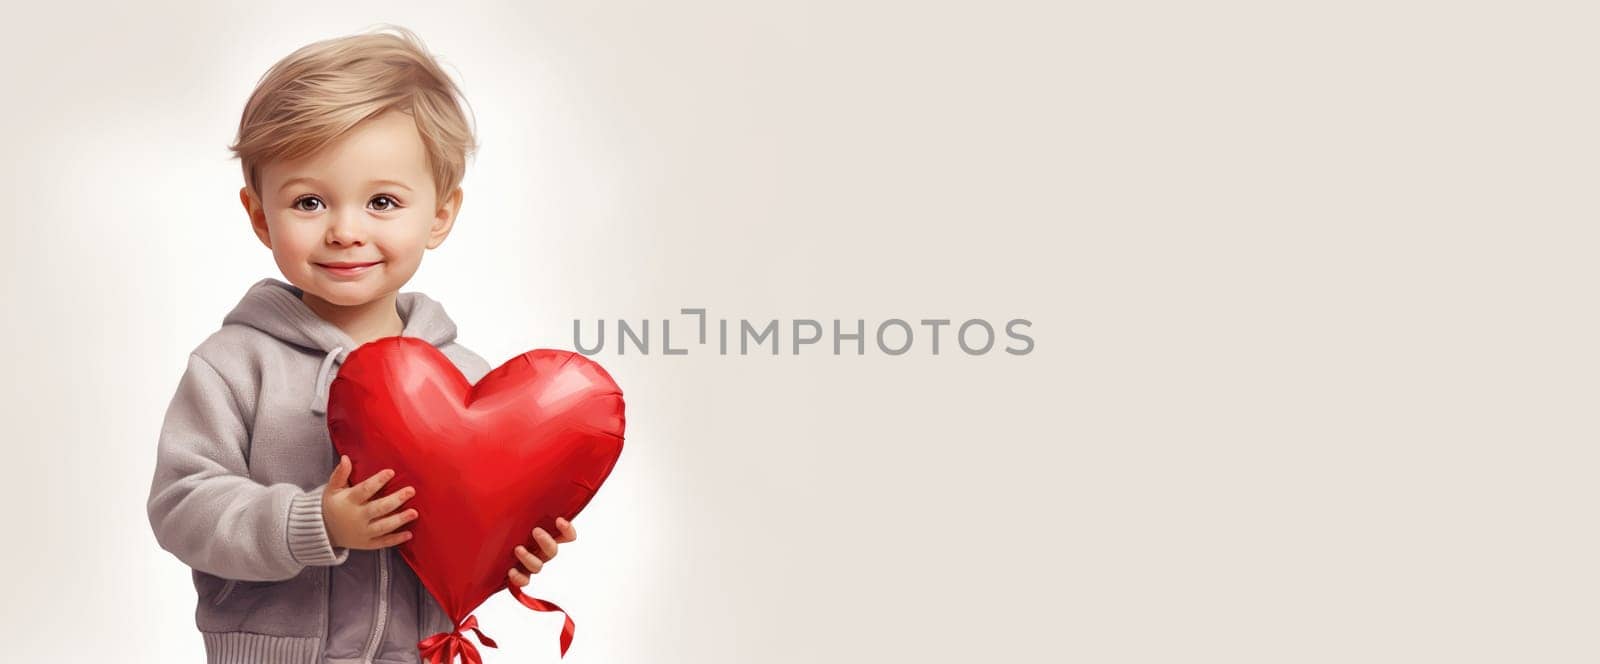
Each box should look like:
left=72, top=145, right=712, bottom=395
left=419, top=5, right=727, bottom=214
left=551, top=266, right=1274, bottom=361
left=220, top=277, right=461, bottom=414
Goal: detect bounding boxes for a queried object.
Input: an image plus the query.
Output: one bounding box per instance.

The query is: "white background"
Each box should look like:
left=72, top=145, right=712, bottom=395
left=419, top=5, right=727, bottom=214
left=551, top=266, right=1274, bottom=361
left=1, top=1, right=1594, bottom=662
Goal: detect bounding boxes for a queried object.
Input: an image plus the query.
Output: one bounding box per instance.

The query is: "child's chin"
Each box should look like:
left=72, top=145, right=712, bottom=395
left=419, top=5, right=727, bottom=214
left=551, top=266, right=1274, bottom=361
left=312, top=282, right=389, bottom=307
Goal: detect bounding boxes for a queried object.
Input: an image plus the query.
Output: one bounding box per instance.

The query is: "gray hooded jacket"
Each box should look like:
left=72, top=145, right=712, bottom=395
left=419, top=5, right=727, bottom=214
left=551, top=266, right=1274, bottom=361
left=147, top=277, right=493, bottom=664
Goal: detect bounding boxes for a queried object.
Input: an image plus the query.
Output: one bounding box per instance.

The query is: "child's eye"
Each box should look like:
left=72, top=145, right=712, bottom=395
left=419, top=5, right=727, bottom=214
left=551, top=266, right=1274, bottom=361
left=370, top=194, right=402, bottom=212
left=292, top=195, right=324, bottom=212
left=290, top=195, right=402, bottom=212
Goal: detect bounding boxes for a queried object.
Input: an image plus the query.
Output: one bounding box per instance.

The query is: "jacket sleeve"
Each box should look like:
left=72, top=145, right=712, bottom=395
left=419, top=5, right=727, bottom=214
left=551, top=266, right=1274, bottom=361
left=147, top=353, right=350, bottom=582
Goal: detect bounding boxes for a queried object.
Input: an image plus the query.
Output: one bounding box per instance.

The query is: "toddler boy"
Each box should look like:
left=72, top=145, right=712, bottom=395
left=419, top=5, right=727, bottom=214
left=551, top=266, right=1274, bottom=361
left=146, top=25, right=574, bottom=664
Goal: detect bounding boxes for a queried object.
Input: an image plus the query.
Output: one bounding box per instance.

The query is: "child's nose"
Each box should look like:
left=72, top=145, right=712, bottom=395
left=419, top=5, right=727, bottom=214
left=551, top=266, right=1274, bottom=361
left=325, top=211, right=367, bottom=245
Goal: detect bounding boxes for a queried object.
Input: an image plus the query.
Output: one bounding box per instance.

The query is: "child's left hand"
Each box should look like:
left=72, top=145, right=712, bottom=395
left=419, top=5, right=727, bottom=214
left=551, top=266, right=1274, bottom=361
left=509, top=516, right=577, bottom=587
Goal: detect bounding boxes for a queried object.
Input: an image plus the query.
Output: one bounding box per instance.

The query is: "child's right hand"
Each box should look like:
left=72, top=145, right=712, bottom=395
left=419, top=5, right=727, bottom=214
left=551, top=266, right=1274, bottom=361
left=321, top=454, right=418, bottom=550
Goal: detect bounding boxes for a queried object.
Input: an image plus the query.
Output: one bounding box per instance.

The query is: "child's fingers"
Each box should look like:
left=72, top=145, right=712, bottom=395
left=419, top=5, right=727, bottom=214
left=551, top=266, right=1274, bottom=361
left=555, top=517, right=577, bottom=542
left=368, top=507, right=419, bottom=537
left=352, top=468, right=397, bottom=502
left=507, top=567, right=530, bottom=587
left=531, top=527, right=558, bottom=560
left=514, top=545, right=544, bottom=574
left=363, top=485, right=416, bottom=519
left=374, top=530, right=414, bottom=548
left=328, top=455, right=351, bottom=489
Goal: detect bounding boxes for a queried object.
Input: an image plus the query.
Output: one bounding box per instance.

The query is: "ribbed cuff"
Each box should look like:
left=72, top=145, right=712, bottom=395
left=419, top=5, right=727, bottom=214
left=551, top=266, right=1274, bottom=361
left=202, top=631, right=320, bottom=664
left=288, top=487, right=349, bottom=566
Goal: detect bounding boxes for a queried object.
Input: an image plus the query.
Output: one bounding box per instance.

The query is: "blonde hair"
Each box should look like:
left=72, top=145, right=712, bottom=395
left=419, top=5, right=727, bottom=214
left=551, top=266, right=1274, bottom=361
left=228, top=24, right=477, bottom=205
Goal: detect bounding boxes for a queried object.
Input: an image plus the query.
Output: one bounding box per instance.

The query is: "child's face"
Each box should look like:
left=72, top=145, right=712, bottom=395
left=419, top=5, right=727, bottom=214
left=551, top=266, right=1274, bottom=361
left=240, top=109, right=463, bottom=308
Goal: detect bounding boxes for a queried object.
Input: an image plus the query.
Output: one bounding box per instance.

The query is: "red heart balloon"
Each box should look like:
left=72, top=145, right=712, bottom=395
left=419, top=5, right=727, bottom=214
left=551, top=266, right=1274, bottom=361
left=326, top=338, right=625, bottom=651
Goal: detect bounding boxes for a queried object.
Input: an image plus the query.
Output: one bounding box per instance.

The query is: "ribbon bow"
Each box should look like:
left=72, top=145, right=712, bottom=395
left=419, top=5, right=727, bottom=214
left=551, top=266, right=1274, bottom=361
left=419, top=614, right=498, bottom=664
left=417, top=580, right=577, bottom=662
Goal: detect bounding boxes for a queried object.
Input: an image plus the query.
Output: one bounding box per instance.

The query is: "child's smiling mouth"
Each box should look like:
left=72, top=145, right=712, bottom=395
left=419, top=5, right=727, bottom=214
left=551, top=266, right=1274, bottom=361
left=316, top=260, right=382, bottom=278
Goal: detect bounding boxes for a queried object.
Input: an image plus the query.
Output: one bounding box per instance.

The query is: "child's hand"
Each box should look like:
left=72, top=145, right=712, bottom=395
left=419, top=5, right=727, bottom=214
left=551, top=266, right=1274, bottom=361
left=509, top=517, right=577, bottom=587
left=321, top=454, right=418, bottom=551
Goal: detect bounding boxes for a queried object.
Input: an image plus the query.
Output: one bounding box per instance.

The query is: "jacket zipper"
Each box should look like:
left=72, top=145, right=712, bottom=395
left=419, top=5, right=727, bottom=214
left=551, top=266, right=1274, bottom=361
left=361, top=547, right=391, bottom=663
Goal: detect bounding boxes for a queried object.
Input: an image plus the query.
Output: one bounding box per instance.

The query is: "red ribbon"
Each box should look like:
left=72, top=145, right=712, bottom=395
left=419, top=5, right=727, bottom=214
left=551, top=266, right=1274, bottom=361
left=416, top=581, right=576, bottom=662
left=508, top=579, right=576, bottom=658
left=419, top=614, right=498, bottom=664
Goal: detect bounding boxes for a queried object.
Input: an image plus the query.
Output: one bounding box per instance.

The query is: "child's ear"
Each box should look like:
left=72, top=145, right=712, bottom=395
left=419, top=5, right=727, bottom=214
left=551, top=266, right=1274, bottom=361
left=426, top=187, right=464, bottom=250
left=240, top=186, right=272, bottom=249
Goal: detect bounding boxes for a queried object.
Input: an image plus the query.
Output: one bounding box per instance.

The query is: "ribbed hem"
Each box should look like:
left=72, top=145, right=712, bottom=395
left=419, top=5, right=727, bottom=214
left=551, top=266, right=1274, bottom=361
left=288, top=488, right=349, bottom=566
left=202, top=631, right=319, bottom=664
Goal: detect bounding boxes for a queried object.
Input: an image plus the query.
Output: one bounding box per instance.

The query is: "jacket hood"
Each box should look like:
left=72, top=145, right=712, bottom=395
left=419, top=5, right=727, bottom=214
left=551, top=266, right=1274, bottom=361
left=220, top=277, right=462, bottom=415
